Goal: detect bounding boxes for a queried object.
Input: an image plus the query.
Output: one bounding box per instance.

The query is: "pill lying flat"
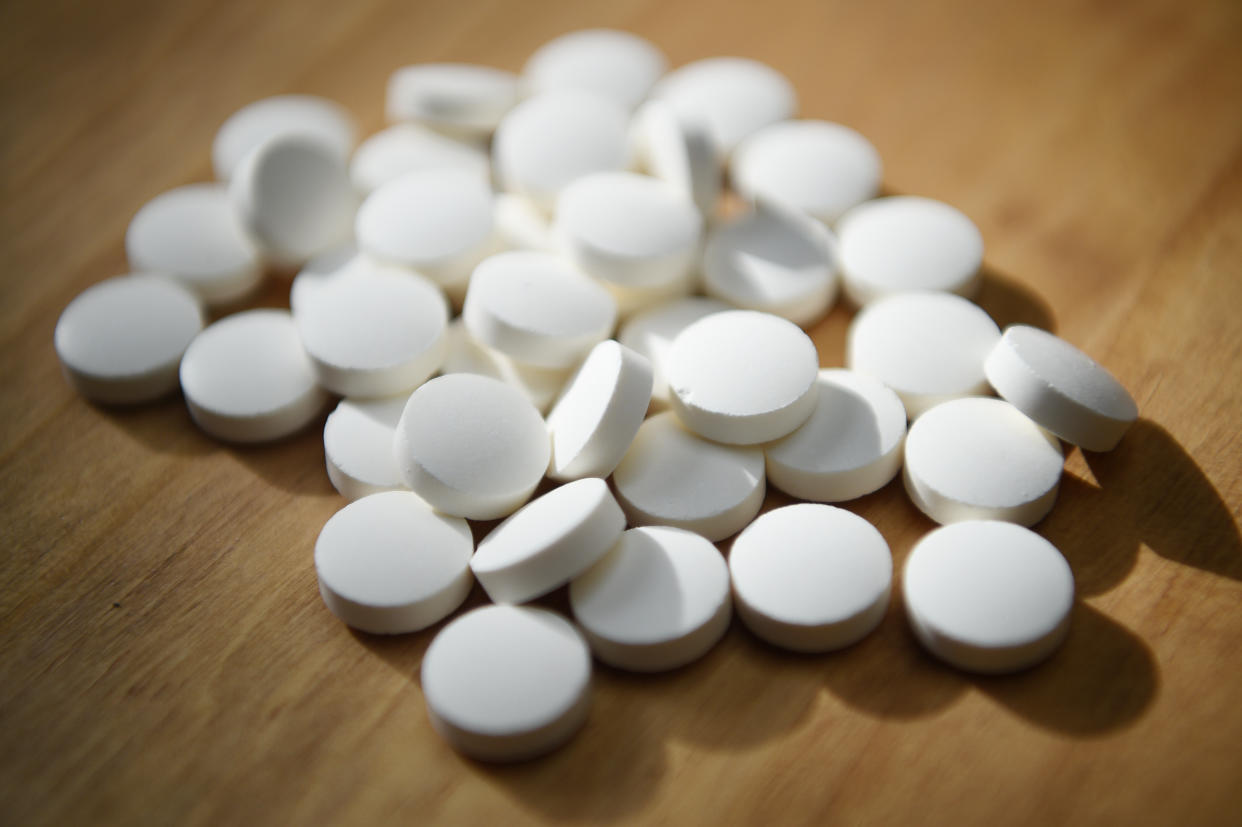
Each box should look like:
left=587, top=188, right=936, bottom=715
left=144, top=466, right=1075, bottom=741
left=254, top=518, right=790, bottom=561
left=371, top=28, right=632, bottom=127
left=630, top=100, right=721, bottom=216
left=386, top=63, right=519, bottom=137
left=212, top=94, right=356, bottom=182
left=617, top=297, right=732, bottom=407
left=440, top=320, right=569, bottom=413
left=903, top=520, right=1074, bottom=673
left=315, top=491, right=473, bottom=634
left=323, top=395, right=412, bottom=500
left=350, top=123, right=490, bottom=195
left=523, top=29, right=667, bottom=111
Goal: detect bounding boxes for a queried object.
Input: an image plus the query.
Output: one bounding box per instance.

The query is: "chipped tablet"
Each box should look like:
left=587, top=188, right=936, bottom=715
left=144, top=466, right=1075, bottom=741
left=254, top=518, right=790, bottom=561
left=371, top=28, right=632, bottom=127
left=323, top=395, right=411, bottom=500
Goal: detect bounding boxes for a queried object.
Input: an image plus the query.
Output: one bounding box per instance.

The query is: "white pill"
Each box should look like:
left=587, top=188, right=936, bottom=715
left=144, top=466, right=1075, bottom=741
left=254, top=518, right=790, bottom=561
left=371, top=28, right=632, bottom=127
left=702, top=200, right=839, bottom=327
left=570, top=526, right=731, bottom=672
left=394, top=374, right=550, bottom=519
left=618, top=297, right=732, bottom=406
left=322, top=395, right=410, bottom=500
left=463, top=251, right=617, bottom=369
left=440, top=320, right=569, bottom=413
left=847, top=291, right=1000, bottom=419
left=667, top=310, right=819, bottom=444
left=837, top=196, right=984, bottom=305
left=904, top=397, right=1064, bottom=526
left=125, top=184, right=264, bottom=307
left=765, top=369, right=907, bottom=502
left=493, top=192, right=555, bottom=253
left=349, top=123, right=490, bottom=195
left=421, top=605, right=591, bottom=762
left=522, top=29, right=667, bottom=111
left=984, top=325, right=1139, bottom=452
left=546, top=340, right=653, bottom=481
left=630, top=99, right=721, bottom=216
left=600, top=265, right=698, bottom=321
left=179, top=309, right=328, bottom=443
left=472, top=478, right=626, bottom=604
left=651, top=57, right=796, bottom=157
left=903, top=521, right=1074, bottom=673
left=386, top=63, right=519, bottom=137
left=289, top=244, right=382, bottom=317
left=492, top=91, right=630, bottom=210
left=229, top=135, right=354, bottom=268
left=212, top=94, right=356, bottom=182
left=54, top=275, right=205, bottom=405
left=730, top=120, right=882, bottom=224
left=729, top=504, right=892, bottom=652
left=314, top=491, right=473, bottom=634
left=613, top=412, right=765, bottom=542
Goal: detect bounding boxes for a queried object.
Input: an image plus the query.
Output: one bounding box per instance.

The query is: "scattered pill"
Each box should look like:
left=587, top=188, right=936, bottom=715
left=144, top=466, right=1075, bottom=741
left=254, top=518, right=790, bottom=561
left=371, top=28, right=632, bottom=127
left=523, top=28, right=667, bottom=110
left=350, top=122, right=490, bottom=195
left=212, top=94, right=356, bottom=183
left=289, top=244, right=371, bottom=316
left=630, top=99, right=721, bottom=216
left=617, top=296, right=732, bottom=407
left=440, top=320, right=569, bottom=413
left=322, top=394, right=410, bottom=500
left=386, top=63, right=519, bottom=137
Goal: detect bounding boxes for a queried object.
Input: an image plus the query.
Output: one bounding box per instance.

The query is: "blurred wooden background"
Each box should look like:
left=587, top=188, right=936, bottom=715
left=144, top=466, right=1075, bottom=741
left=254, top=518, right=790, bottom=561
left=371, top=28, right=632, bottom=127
left=2, top=0, right=1241, bottom=823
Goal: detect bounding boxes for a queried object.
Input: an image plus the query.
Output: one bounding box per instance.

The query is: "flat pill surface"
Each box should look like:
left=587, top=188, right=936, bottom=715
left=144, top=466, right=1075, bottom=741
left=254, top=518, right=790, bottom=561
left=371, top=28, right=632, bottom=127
left=985, top=324, right=1139, bottom=451
left=386, top=63, right=519, bottom=136
left=523, top=29, right=667, bottom=111
left=903, top=520, right=1074, bottom=673
left=212, top=94, right=356, bottom=182
left=618, top=297, right=731, bottom=406
left=904, top=397, right=1063, bottom=526
left=314, top=491, right=473, bottom=634
left=55, top=275, right=204, bottom=405
left=350, top=123, right=490, bottom=195
left=730, top=504, right=891, bottom=652
left=631, top=100, right=720, bottom=216
left=570, top=526, right=732, bottom=672
left=323, top=395, right=411, bottom=500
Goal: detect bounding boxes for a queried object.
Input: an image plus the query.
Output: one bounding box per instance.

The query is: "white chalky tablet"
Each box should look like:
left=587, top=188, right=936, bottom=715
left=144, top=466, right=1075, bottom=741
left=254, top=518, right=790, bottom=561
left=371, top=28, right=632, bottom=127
left=492, top=91, right=630, bottom=210
left=314, top=491, right=473, bottom=634
left=125, top=184, right=264, bottom=307
left=386, top=63, right=519, bottom=137
left=546, top=340, right=653, bottom=481
left=984, top=325, right=1139, bottom=451
left=179, top=309, right=328, bottom=442
left=570, top=526, right=731, bottom=671
left=903, top=520, right=1074, bottom=673
left=702, top=200, right=839, bottom=327
left=631, top=100, right=721, bottom=215
left=651, top=57, right=796, bottom=157
left=618, top=297, right=732, bottom=406
left=847, top=291, right=1001, bottom=419
left=471, top=478, right=625, bottom=604
left=290, top=245, right=387, bottom=317
left=730, top=120, right=882, bottom=224
left=229, top=135, right=354, bottom=268
left=394, top=373, right=550, bottom=519
left=667, top=310, right=819, bottom=444
left=904, top=397, right=1064, bottom=526
left=837, top=196, right=984, bottom=305
left=729, top=504, right=891, bottom=652
left=212, top=94, right=356, bottom=182
left=522, top=29, right=667, bottom=111
left=441, top=320, right=569, bottom=413
left=350, top=123, right=490, bottom=194
left=600, top=266, right=698, bottom=321
left=54, top=275, right=205, bottom=405
left=493, top=193, right=555, bottom=252
left=765, top=369, right=907, bottom=502
left=463, top=251, right=617, bottom=369
left=613, top=412, right=765, bottom=541
left=323, top=395, right=410, bottom=500
left=421, top=605, right=591, bottom=762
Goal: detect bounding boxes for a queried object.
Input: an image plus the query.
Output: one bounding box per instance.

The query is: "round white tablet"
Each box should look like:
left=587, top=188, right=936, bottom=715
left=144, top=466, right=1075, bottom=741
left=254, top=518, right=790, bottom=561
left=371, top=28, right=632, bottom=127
left=729, top=504, right=892, bottom=652
left=54, top=275, right=204, bottom=405
left=289, top=245, right=387, bottom=317
left=522, top=29, right=667, bottom=111
left=322, top=395, right=411, bottom=500
left=599, top=265, right=698, bottom=321
left=702, top=200, right=839, bottom=327
left=667, top=310, right=819, bottom=444
left=765, top=369, right=907, bottom=502
left=421, top=605, right=591, bottom=762
left=463, top=251, right=617, bottom=368
left=493, top=192, right=555, bottom=253
left=125, top=184, right=264, bottom=307
left=212, top=94, right=356, bottom=182
left=386, top=63, right=519, bottom=137
left=904, top=397, right=1064, bottom=526
left=847, top=291, right=1001, bottom=419
left=315, top=491, right=473, bottom=634
left=903, top=520, right=1074, bottom=673
left=618, top=297, right=732, bottom=406
left=440, top=320, right=569, bottom=413
left=546, top=340, right=653, bottom=481
left=630, top=100, right=721, bottom=216
left=984, top=325, right=1139, bottom=452
left=730, top=120, right=882, bottom=224
left=179, top=309, right=328, bottom=443
left=492, top=90, right=630, bottom=210
left=837, top=196, right=984, bottom=305
left=471, top=478, right=626, bottom=604
left=651, top=56, right=796, bottom=157
left=570, top=526, right=732, bottom=672
left=350, top=123, right=490, bottom=194
left=612, top=412, right=765, bottom=541
left=394, top=373, right=550, bottom=519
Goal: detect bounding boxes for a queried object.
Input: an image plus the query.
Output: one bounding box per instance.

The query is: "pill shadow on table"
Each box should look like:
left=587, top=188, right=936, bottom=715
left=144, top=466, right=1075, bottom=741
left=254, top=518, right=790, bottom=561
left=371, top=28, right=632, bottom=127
left=972, top=264, right=1057, bottom=334
left=228, top=414, right=338, bottom=497
left=100, top=393, right=214, bottom=457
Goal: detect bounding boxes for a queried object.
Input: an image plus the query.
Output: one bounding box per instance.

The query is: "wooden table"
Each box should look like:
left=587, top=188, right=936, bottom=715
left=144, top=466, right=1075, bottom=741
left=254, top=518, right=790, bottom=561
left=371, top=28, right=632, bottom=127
left=3, top=0, right=1241, bottom=823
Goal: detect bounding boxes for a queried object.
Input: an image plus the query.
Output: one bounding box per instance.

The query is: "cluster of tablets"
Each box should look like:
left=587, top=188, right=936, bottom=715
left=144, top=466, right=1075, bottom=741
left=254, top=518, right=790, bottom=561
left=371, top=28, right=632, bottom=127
left=53, top=29, right=1139, bottom=763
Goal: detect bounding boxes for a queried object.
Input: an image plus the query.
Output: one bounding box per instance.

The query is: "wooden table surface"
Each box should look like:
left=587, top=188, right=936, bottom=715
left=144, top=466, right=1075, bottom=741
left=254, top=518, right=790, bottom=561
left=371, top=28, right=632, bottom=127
left=3, top=0, right=1242, bottom=823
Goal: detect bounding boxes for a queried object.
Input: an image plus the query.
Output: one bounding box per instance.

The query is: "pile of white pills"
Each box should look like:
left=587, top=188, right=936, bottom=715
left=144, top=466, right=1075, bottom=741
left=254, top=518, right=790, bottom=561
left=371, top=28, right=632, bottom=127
left=55, top=28, right=1141, bottom=762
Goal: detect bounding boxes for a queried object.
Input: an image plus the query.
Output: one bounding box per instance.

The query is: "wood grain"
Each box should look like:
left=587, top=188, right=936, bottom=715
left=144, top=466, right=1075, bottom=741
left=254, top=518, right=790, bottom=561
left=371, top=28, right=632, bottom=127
left=3, top=0, right=1241, bottom=824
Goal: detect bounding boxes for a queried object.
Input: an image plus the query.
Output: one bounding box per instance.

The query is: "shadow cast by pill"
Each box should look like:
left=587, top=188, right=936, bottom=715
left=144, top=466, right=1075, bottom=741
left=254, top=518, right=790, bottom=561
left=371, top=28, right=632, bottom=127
left=101, top=393, right=215, bottom=457
left=230, top=409, right=337, bottom=497
left=972, top=264, right=1057, bottom=333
